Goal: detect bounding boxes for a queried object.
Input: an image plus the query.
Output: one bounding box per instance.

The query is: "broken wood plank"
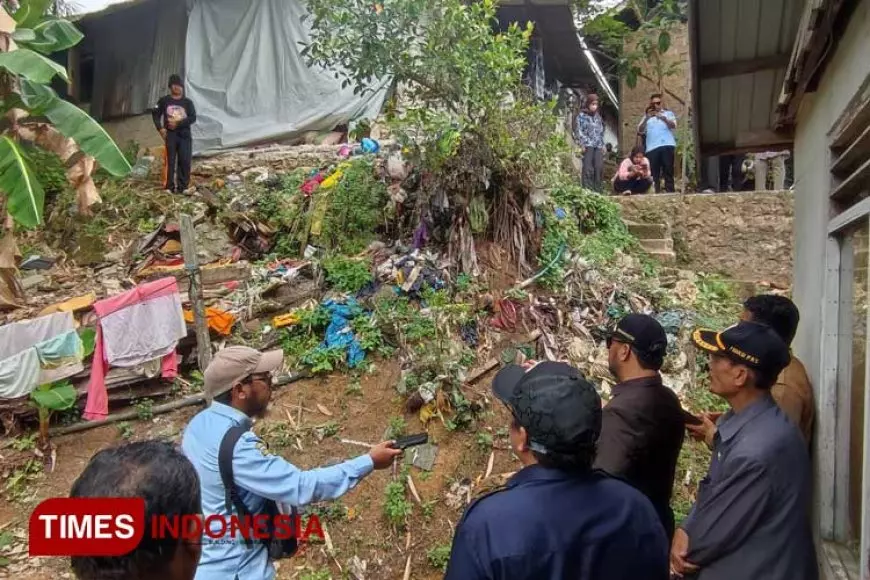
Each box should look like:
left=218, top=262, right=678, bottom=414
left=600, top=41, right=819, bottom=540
left=181, top=214, right=213, bottom=378
left=466, top=330, right=542, bottom=384
left=138, top=262, right=252, bottom=286
left=51, top=393, right=208, bottom=437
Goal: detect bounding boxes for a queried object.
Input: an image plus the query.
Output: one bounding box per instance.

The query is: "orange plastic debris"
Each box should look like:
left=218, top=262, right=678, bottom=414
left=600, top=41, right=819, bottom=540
left=272, top=312, right=300, bottom=329
left=183, top=307, right=236, bottom=336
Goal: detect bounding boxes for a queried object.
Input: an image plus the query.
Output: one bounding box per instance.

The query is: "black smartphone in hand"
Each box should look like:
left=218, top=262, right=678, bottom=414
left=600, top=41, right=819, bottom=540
left=392, top=433, right=428, bottom=450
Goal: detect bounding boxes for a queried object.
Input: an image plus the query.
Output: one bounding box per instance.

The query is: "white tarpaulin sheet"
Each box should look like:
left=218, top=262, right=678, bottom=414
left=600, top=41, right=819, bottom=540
left=185, top=0, right=390, bottom=154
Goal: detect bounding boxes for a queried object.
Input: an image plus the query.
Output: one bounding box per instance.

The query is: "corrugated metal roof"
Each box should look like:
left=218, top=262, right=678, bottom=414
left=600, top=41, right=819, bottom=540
left=79, top=0, right=185, bottom=121
left=691, top=0, right=805, bottom=155
left=497, top=2, right=593, bottom=88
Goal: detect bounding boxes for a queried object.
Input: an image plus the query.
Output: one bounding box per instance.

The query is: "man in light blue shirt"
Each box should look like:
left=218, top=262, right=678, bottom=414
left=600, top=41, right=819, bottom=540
left=637, top=93, right=677, bottom=193
left=182, top=346, right=401, bottom=580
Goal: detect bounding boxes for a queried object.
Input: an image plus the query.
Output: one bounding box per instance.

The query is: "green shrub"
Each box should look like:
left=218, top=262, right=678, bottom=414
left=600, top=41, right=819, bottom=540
left=319, top=159, right=387, bottom=253
left=322, top=256, right=373, bottom=293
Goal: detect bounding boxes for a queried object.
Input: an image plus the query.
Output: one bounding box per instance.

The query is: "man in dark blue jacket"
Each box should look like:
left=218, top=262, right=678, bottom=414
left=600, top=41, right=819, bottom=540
left=445, top=361, right=669, bottom=580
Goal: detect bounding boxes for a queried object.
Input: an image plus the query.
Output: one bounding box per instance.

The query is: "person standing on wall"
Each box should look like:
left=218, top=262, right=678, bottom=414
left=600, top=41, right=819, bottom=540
left=637, top=93, right=677, bottom=193
left=718, top=154, right=746, bottom=192
left=575, top=93, right=606, bottom=192
left=153, top=74, right=197, bottom=195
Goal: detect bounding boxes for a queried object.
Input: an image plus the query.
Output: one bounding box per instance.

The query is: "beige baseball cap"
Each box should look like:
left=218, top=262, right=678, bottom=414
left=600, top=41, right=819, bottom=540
left=204, top=346, right=284, bottom=400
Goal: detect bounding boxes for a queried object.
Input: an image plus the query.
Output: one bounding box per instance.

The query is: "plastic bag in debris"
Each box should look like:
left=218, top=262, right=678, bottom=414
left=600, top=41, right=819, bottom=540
left=655, top=310, right=688, bottom=353
left=460, top=320, right=479, bottom=347
left=360, top=138, right=380, bottom=154
left=320, top=299, right=366, bottom=368
left=130, top=156, right=155, bottom=180
left=655, top=310, right=684, bottom=335
left=321, top=166, right=346, bottom=189
left=386, top=151, right=409, bottom=181
left=301, top=173, right=325, bottom=196
left=393, top=252, right=446, bottom=295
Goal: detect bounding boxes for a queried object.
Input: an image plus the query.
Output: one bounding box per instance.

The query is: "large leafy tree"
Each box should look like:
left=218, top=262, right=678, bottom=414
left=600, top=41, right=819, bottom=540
left=303, top=0, right=531, bottom=162
left=583, top=0, right=686, bottom=91
left=0, top=0, right=131, bottom=230
left=302, top=0, right=573, bottom=273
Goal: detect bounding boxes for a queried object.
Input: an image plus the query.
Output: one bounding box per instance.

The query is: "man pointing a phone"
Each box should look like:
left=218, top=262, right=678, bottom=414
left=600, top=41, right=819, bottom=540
left=182, top=346, right=401, bottom=580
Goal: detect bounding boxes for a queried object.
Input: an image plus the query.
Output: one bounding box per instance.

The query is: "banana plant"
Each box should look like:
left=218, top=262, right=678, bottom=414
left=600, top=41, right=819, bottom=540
left=30, top=326, right=95, bottom=464
left=0, top=0, right=131, bottom=230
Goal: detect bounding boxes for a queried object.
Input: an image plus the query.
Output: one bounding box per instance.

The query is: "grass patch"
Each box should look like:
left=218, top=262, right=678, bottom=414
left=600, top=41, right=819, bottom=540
left=427, top=544, right=452, bottom=571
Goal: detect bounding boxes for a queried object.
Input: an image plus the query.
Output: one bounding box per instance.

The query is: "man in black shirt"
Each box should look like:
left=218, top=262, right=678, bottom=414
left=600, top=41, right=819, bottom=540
left=595, top=314, right=686, bottom=540
left=153, top=74, right=196, bottom=194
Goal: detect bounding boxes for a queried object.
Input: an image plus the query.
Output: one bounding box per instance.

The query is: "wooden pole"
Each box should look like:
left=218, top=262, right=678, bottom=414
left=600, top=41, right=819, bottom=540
left=681, top=82, right=691, bottom=194
left=51, top=393, right=208, bottom=437
left=180, top=214, right=213, bottom=380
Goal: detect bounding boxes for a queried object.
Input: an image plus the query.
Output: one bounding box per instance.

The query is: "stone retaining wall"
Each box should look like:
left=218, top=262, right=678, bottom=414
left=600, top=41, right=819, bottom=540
left=616, top=191, right=794, bottom=287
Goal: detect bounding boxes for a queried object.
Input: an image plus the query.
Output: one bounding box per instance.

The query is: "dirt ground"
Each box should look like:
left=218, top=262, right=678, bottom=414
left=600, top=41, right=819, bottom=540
left=0, top=357, right=520, bottom=580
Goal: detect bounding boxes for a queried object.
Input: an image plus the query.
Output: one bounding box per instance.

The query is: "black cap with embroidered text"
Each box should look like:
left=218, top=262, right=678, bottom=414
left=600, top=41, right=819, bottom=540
left=692, top=321, right=790, bottom=377
left=611, top=313, right=668, bottom=359
left=492, top=361, right=601, bottom=455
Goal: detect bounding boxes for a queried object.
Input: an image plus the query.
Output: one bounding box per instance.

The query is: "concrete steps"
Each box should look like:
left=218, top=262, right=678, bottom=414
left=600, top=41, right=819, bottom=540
left=624, top=220, right=676, bottom=264
left=638, top=238, right=674, bottom=253
left=626, top=222, right=669, bottom=240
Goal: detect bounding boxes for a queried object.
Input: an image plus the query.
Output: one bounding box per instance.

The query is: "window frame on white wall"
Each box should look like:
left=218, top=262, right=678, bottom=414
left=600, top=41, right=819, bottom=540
left=820, top=77, right=870, bottom=579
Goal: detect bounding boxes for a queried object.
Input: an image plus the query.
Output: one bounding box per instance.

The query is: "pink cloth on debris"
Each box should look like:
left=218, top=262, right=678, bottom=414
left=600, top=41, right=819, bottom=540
left=83, top=278, right=183, bottom=421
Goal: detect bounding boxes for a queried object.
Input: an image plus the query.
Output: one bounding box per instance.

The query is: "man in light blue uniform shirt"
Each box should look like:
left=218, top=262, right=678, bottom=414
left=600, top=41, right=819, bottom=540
left=637, top=93, right=678, bottom=193
left=182, top=346, right=401, bottom=580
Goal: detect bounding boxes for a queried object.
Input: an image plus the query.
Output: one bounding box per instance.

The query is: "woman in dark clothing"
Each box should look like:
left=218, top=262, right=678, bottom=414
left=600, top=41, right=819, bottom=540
left=575, top=93, right=606, bottom=192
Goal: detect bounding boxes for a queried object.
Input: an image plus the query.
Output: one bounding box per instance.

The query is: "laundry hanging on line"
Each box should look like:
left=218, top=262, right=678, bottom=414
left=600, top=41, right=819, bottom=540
left=0, top=310, right=84, bottom=400
left=84, top=277, right=186, bottom=421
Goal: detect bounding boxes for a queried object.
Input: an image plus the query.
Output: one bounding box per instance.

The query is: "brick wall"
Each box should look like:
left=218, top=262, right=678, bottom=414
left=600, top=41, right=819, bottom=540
left=619, top=23, right=690, bottom=152
left=616, top=191, right=794, bottom=287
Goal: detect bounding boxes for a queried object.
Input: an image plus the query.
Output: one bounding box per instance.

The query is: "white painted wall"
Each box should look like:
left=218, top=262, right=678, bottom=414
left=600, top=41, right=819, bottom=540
left=792, top=4, right=870, bottom=576
left=793, top=0, right=870, bottom=394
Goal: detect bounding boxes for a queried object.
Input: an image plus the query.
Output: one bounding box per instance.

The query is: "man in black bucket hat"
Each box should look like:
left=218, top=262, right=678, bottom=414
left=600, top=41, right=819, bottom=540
left=671, top=321, right=817, bottom=580
left=445, top=361, right=669, bottom=580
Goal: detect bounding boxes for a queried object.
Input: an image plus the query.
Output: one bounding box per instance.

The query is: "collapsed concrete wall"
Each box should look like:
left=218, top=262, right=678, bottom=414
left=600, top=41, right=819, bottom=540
left=616, top=191, right=794, bottom=287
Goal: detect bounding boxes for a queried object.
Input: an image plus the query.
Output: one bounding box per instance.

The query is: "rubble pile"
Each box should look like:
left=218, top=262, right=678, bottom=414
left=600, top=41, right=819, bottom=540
left=0, top=134, right=775, bottom=437
left=0, top=142, right=397, bottom=429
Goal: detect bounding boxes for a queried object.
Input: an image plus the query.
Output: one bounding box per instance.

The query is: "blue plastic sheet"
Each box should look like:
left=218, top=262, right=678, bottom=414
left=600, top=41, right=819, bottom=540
left=320, top=299, right=365, bottom=368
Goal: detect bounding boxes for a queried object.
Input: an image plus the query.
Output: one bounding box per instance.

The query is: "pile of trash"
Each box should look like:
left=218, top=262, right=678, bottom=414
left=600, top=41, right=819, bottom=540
left=0, top=129, right=763, bottom=433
